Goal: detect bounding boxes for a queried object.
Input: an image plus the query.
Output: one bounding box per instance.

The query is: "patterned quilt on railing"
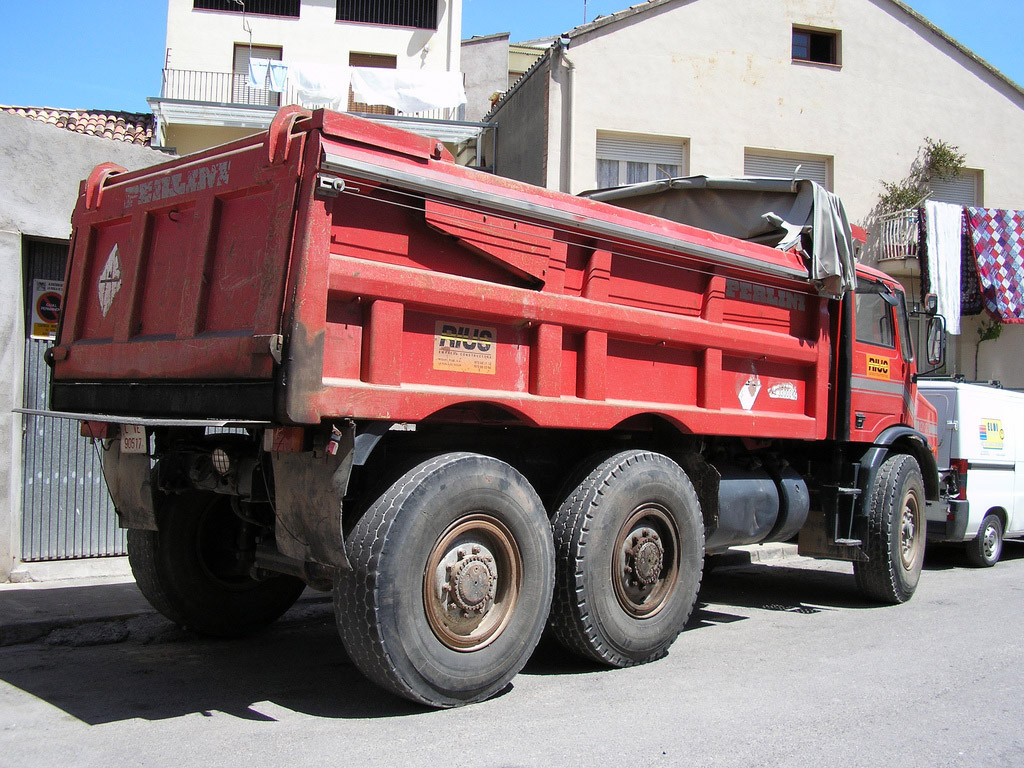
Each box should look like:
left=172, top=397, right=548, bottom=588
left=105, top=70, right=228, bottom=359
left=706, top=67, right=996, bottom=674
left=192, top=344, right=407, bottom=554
left=967, top=207, right=1024, bottom=323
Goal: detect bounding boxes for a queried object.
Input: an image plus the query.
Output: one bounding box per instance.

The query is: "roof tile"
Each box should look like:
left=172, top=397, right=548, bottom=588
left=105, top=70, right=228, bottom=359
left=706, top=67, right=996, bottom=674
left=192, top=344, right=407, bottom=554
left=0, top=105, right=155, bottom=146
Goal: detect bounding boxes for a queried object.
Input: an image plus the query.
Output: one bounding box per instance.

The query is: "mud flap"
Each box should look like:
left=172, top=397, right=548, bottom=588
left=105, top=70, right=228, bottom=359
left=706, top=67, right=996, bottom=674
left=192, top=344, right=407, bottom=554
left=101, top=440, right=158, bottom=531
left=270, top=423, right=355, bottom=570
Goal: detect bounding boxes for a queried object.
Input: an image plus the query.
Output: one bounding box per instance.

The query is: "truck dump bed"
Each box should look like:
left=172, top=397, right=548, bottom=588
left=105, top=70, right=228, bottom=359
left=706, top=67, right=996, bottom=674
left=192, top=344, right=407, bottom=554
left=53, top=108, right=835, bottom=440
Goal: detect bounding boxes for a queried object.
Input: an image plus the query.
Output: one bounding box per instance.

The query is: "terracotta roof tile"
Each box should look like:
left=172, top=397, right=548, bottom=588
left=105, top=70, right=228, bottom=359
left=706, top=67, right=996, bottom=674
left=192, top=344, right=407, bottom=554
left=0, top=105, right=155, bottom=146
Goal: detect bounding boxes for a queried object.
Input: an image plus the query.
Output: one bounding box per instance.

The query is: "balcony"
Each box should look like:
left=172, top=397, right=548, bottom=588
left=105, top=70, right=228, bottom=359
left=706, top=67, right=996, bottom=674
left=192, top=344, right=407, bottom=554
left=155, top=68, right=466, bottom=123
left=875, top=208, right=921, bottom=278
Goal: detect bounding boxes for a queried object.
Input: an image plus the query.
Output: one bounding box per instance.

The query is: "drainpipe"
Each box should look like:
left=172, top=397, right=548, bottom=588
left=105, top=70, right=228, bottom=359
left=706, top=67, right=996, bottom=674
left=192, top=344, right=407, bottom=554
left=554, top=37, right=575, bottom=193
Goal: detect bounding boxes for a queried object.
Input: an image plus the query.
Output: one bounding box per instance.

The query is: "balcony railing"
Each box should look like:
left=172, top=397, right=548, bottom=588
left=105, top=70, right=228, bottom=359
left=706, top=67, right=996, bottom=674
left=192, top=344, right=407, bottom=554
left=158, top=68, right=464, bottom=121
left=877, top=208, right=920, bottom=262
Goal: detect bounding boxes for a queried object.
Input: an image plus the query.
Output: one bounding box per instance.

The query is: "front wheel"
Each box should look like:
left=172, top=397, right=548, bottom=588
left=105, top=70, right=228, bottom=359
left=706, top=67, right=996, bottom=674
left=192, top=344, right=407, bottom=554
left=966, top=513, right=1003, bottom=567
left=333, top=453, right=554, bottom=708
left=853, top=454, right=926, bottom=604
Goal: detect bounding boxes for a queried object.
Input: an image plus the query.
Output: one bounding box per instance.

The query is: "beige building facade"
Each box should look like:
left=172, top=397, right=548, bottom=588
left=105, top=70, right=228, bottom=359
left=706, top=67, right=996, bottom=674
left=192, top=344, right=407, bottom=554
left=486, top=0, right=1024, bottom=385
left=153, top=0, right=469, bottom=155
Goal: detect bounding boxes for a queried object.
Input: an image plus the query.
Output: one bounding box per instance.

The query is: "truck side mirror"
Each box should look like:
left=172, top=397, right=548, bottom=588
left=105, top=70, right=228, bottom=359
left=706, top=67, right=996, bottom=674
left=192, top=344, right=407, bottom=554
left=926, top=315, right=946, bottom=367
left=923, top=293, right=938, bottom=314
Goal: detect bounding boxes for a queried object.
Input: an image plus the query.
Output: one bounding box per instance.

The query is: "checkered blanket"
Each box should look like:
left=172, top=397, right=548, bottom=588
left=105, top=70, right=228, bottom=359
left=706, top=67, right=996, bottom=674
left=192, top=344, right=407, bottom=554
left=967, top=207, right=1024, bottom=323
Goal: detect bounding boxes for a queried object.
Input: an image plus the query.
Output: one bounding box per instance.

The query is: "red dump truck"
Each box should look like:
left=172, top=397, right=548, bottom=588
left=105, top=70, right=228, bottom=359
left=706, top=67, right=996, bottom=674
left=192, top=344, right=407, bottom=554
left=46, top=107, right=944, bottom=707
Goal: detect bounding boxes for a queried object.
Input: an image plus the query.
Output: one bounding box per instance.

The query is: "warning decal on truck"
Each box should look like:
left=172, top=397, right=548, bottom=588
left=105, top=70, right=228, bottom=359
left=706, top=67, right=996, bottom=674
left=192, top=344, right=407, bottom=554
left=866, top=355, right=891, bottom=380
left=980, top=419, right=1004, bottom=450
left=434, top=321, right=497, bottom=374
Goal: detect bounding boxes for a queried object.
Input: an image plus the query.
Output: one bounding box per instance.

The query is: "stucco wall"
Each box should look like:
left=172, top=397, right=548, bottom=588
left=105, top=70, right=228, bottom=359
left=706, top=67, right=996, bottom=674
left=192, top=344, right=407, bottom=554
left=461, top=34, right=510, bottom=123
left=543, top=0, right=1024, bottom=220
left=488, top=56, right=550, bottom=187
left=165, top=0, right=461, bottom=76
left=0, top=112, right=167, bottom=580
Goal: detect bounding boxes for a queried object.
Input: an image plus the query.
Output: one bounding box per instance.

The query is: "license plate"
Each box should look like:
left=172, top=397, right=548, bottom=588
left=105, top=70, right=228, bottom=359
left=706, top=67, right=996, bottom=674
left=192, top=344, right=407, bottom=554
left=120, top=424, right=147, bottom=454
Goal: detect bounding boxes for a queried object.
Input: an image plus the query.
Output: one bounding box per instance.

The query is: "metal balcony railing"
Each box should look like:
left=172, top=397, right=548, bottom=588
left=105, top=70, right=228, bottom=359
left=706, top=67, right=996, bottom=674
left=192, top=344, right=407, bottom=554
left=877, top=208, right=920, bottom=262
left=158, top=68, right=464, bottom=121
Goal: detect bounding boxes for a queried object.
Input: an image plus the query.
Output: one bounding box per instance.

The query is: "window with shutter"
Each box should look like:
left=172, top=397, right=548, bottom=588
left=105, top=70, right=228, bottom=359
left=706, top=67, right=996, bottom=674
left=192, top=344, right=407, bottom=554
left=930, top=171, right=981, bottom=207
left=595, top=132, right=688, bottom=189
left=743, top=150, right=832, bottom=189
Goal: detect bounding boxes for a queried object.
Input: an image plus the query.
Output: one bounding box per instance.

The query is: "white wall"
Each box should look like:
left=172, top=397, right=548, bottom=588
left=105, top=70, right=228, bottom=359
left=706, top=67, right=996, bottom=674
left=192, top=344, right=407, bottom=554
left=165, top=0, right=461, bottom=75
left=552, top=0, right=1024, bottom=221
left=0, top=112, right=167, bottom=580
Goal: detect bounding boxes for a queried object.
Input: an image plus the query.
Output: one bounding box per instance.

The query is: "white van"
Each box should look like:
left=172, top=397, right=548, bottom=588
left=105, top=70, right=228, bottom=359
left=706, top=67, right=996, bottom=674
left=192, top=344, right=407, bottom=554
left=919, top=380, right=1024, bottom=566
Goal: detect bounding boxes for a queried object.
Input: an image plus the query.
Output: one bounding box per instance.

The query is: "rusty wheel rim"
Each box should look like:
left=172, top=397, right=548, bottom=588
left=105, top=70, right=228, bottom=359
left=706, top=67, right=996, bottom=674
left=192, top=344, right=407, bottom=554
left=899, top=488, right=922, bottom=571
left=424, top=514, right=522, bottom=652
left=612, top=503, right=680, bottom=619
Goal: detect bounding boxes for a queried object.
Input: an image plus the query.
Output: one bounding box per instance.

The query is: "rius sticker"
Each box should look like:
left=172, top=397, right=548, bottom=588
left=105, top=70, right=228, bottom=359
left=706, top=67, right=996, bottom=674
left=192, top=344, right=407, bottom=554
left=433, top=321, right=497, bottom=375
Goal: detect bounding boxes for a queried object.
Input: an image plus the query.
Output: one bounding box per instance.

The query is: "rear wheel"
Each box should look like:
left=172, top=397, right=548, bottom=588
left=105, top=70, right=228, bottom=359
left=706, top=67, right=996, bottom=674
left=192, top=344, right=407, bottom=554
left=854, top=454, right=926, bottom=604
left=334, top=453, right=554, bottom=708
left=966, top=513, right=1003, bottom=567
left=549, top=450, right=704, bottom=667
left=127, top=492, right=306, bottom=637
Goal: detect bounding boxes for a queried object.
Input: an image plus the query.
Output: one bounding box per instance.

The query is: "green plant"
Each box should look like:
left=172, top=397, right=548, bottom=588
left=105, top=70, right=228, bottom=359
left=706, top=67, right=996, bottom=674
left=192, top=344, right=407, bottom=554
left=875, top=138, right=967, bottom=215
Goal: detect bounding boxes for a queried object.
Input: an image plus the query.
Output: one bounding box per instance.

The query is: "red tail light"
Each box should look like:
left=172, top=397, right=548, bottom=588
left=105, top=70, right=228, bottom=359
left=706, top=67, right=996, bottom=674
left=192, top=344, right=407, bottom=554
left=950, top=458, right=969, bottom=501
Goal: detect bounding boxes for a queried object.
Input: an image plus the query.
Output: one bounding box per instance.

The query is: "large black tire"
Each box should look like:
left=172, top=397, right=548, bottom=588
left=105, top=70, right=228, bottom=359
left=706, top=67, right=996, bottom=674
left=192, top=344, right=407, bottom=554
left=853, top=454, right=926, bottom=604
left=127, top=493, right=306, bottom=637
left=333, top=453, right=555, bottom=708
left=966, top=513, right=1004, bottom=567
left=549, top=450, right=705, bottom=667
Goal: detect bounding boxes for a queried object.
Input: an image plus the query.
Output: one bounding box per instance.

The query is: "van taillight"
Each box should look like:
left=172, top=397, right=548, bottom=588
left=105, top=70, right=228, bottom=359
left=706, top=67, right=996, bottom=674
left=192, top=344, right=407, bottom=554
left=950, top=458, right=969, bottom=501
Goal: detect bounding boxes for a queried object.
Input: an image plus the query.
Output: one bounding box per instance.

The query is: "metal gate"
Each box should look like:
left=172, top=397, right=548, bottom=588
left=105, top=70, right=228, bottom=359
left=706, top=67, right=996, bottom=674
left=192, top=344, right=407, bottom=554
left=21, top=239, right=126, bottom=560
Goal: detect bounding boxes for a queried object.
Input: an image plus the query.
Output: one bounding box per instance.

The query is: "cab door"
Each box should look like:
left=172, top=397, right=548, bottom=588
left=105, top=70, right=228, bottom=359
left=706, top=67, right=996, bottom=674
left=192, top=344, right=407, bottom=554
left=849, top=278, right=913, bottom=442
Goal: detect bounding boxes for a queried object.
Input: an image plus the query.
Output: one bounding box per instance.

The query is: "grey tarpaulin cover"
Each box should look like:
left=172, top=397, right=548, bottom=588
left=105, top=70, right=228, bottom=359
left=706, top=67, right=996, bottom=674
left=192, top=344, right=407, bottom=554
left=582, top=176, right=857, bottom=298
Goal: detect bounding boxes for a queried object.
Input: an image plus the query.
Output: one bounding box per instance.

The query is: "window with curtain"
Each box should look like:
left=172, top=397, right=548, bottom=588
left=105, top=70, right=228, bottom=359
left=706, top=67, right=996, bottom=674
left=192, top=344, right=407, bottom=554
left=595, top=132, right=688, bottom=189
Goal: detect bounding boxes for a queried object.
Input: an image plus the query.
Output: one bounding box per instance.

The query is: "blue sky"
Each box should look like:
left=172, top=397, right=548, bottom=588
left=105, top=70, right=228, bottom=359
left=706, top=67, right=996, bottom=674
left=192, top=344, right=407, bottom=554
left=1, top=1, right=1021, bottom=113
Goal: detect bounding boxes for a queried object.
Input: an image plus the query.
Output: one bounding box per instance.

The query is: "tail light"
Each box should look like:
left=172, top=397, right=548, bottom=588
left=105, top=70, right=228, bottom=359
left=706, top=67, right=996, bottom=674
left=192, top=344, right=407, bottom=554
left=950, top=458, right=968, bottom=501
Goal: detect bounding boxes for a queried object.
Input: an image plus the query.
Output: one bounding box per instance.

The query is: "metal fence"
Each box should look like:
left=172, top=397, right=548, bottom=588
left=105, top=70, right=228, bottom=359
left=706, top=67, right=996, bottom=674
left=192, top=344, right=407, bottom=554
left=21, top=240, right=125, bottom=561
left=877, top=208, right=920, bottom=262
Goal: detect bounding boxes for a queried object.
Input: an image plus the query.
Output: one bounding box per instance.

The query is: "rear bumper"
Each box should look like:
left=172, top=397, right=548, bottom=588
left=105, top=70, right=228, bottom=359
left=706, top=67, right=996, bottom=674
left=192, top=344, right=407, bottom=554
left=925, top=498, right=970, bottom=542
left=51, top=381, right=276, bottom=421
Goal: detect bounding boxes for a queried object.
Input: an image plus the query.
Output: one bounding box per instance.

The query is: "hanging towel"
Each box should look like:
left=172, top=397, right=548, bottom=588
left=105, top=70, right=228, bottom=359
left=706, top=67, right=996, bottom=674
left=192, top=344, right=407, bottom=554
left=247, top=57, right=270, bottom=89
left=268, top=61, right=289, bottom=93
left=924, top=200, right=963, bottom=334
left=967, top=207, right=1024, bottom=323
left=287, top=62, right=349, bottom=109
left=350, top=68, right=467, bottom=114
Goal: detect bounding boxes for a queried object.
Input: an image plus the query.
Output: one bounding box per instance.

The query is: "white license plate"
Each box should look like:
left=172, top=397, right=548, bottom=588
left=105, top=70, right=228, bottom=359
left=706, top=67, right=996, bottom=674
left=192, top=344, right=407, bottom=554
left=120, top=424, right=147, bottom=454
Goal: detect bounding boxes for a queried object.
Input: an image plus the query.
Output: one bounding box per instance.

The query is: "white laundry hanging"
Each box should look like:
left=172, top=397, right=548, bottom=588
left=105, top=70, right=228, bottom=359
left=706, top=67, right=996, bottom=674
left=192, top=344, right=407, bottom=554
left=925, top=200, right=963, bottom=335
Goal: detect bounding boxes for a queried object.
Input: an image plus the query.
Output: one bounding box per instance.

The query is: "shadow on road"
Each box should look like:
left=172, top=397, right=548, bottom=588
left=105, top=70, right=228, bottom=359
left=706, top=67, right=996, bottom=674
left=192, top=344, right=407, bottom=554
left=8, top=544, right=1015, bottom=724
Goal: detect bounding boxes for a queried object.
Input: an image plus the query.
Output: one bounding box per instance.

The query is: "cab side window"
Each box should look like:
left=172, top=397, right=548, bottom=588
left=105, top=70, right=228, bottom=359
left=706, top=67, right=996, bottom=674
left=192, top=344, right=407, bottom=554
left=855, top=291, right=895, bottom=348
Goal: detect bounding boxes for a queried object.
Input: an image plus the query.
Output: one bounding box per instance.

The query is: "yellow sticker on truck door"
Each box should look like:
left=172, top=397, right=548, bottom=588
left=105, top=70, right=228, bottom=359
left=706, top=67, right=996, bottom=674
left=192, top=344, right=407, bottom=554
left=866, top=355, right=891, bottom=380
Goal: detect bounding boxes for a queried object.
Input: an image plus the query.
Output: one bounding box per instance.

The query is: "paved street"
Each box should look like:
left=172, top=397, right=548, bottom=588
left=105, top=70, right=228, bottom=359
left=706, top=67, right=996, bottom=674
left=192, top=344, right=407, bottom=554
left=2, top=544, right=1023, bottom=767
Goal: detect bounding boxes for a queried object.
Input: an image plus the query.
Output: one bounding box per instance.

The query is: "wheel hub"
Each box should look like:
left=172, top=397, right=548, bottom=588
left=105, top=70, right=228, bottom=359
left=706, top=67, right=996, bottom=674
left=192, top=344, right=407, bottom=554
left=613, top=505, right=680, bottom=619
left=424, top=515, right=522, bottom=652
left=899, top=493, right=921, bottom=570
left=626, top=530, right=664, bottom=587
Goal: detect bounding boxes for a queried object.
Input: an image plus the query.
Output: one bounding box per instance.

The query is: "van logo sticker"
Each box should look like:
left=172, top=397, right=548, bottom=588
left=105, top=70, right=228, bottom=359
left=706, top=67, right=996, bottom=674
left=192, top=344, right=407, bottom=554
left=980, top=419, right=1004, bottom=450
left=98, top=245, right=122, bottom=318
left=738, top=370, right=761, bottom=411
left=866, top=355, right=891, bottom=380
left=123, top=160, right=231, bottom=209
left=434, top=321, right=497, bottom=374
left=768, top=382, right=799, bottom=401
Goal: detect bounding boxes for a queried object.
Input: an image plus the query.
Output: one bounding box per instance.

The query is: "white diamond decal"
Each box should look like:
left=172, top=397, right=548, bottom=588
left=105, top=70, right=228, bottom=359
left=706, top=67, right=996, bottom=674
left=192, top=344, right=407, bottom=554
left=98, top=245, right=121, bottom=318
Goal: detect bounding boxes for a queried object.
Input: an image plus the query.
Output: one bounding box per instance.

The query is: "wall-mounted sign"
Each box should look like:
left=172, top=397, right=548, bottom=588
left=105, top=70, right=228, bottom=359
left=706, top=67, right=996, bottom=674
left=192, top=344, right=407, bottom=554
left=31, top=279, right=63, bottom=340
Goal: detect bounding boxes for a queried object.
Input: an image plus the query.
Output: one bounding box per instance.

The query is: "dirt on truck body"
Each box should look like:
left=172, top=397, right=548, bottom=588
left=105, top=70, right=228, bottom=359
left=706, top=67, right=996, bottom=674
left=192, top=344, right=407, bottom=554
left=47, top=107, right=945, bottom=707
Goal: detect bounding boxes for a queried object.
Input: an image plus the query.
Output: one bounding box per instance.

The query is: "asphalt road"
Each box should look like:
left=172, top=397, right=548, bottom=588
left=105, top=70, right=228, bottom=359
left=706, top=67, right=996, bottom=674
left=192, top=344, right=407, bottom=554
left=2, top=544, right=1023, bottom=767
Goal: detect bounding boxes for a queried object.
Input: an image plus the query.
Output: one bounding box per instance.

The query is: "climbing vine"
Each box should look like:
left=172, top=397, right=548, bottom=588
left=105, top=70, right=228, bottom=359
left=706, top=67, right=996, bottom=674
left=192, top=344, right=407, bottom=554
left=876, top=138, right=967, bottom=215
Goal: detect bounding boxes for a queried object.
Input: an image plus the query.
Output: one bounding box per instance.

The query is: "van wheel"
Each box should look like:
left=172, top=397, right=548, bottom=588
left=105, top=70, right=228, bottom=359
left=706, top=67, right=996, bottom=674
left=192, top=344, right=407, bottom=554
left=127, top=492, right=306, bottom=637
left=549, top=450, right=704, bottom=667
left=854, top=454, right=925, bottom=604
left=333, top=453, right=554, bottom=708
left=966, top=513, right=1003, bottom=567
